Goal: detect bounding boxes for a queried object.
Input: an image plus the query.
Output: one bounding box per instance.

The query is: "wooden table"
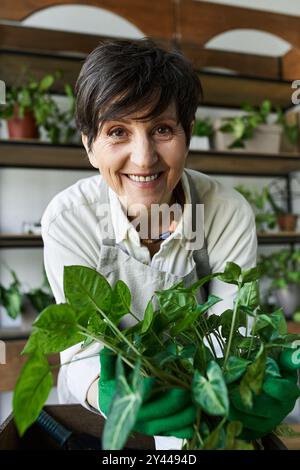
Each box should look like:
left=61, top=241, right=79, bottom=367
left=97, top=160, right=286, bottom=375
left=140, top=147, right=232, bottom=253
left=281, top=424, right=300, bottom=450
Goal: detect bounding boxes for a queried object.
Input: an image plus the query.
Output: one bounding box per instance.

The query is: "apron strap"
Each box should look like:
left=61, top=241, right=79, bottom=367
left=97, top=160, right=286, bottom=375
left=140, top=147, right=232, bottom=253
left=185, top=171, right=212, bottom=299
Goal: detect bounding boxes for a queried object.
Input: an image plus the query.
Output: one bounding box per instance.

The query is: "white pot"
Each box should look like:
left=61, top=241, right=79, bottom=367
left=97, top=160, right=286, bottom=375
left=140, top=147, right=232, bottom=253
left=189, top=136, right=210, bottom=151
left=213, top=119, right=282, bottom=154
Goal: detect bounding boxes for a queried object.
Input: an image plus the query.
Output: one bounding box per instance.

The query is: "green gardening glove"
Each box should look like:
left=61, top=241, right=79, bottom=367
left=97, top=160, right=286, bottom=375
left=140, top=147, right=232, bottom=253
left=228, top=349, right=300, bottom=441
left=98, top=347, right=196, bottom=439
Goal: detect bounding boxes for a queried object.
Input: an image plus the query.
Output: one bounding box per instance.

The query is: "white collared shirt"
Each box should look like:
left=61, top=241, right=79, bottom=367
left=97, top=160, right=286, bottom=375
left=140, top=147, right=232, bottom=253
left=41, top=168, right=257, bottom=418
left=108, top=169, right=195, bottom=277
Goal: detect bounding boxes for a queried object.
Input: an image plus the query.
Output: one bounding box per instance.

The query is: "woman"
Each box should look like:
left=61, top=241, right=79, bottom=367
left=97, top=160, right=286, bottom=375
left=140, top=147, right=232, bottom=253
left=41, top=39, right=259, bottom=446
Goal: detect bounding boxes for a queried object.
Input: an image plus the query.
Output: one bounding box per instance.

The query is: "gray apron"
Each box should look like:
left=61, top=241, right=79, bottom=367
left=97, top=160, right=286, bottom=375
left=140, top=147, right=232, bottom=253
left=96, top=172, right=211, bottom=327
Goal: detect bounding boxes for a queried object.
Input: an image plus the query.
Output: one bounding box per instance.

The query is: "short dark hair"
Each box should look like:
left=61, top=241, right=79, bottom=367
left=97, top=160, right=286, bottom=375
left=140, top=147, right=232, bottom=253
left=75, top=38, right=202, bottom=151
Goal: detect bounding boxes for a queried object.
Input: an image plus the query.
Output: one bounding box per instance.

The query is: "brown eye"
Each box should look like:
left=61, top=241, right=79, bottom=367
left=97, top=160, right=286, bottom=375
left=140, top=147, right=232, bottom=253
left=156, top=125, right=173, bottom=136
left=108, top=127, right=126, bottom=138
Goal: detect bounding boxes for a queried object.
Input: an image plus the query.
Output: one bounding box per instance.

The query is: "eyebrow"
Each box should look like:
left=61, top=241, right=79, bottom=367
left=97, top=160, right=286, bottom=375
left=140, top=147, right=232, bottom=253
left=105, top=116, right=178, bottom=124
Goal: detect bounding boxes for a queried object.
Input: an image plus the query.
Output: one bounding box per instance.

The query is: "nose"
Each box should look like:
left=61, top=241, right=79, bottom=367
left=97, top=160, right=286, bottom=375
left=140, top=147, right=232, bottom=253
left=129, top=131, right=158, bottom=168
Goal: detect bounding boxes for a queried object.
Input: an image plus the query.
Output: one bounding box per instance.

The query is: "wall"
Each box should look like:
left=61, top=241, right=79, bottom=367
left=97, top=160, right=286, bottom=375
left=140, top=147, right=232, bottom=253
left=1, top=1, right=300, bottom=424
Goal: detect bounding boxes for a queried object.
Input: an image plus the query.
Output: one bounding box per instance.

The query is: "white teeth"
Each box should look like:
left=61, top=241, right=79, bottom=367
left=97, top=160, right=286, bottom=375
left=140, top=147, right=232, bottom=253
left=128, top=173, right=160, bottom=182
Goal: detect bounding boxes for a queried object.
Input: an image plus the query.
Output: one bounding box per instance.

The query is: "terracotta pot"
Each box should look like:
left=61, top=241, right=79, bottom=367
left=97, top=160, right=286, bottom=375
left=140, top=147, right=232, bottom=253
left=7, top=105, right=39, bottom=139
left=277, top=213, right=298, bottom=232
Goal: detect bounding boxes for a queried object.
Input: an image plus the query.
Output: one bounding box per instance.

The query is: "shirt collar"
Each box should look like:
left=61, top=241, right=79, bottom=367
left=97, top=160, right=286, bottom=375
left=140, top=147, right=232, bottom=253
left=108, top=168, right=193, bottom=247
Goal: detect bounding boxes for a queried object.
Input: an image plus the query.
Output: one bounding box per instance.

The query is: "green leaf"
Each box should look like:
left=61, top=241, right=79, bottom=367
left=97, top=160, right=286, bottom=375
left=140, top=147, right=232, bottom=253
left=224, top=421, right=245, bottom=449
left=239, top=281, right=260, bottom=309
left=102, top=356, right=143, bottom=450
left=111, top=280, right=131, bottom=321
left=141, top=300, right=154, bottom=334
left=192, top=361, right=229, bottom=416
left=265, top=357, right=281, bottom=378
left=38, top=75, right=54, bottom=92
left=22, top=328, right=84, bottom=355
left=153, top=343, right=177, bottom=367
left=235, top=336, right=261, bottom=351
left=218, top=262, right=241, bottom=285
left=170, top=295, right=221, bottom=336
left=224, top=357, right=251, bottom=384
left=194, top=343, right=214, bottom=374
left=242, top=267, right=261, bottom=284
left=155, top=287, right=196, bottom=323
left=2, top=286, right=22, bottom=319
left=239, top=347, right=266, bottom=408
left=34, top=303, right=77, bottom=330
left=63, top=265, right=112, bottom=315
left=202, top=422, right=226, bottom=450
left=13, top=354, right=53, bottom=436
left=185, top=272, right=222, bottom=294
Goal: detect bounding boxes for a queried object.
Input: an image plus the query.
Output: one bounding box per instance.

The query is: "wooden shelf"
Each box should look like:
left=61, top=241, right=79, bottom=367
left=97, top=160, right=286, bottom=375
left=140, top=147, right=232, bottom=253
left=257, top=232, right=300, bottom=245
left=198, top=71, right=292, bottom=109
left=287, top=321, right=300, bottom=335
left=1, top=141, right=300, bottom=175
left=0, top=234, right=43, bottom=248
left=0, top=140, right=90, bottom=170
left=187, top=150, right=300, bottom=176
left=1, top=232, right=300, bottom=249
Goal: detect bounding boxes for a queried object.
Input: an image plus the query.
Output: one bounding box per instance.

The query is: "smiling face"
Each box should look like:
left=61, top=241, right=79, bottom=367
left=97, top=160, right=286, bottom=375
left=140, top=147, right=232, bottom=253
left=82, top=101, right=191, bottom=217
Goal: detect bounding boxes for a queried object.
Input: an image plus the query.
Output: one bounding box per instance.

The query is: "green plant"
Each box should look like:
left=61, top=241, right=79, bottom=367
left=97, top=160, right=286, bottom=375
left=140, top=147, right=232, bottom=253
left=192, top=118, right=214, bottom=138
left=26, top=271, right=55, bottom=312
left=276, top=108, right=298, bottom=147
left=235, top=185, right=277, bottom=231
left=0, top=270, right=23, bottom=319
left=0, top=73, right=78, bottom=144
left=258, top=249, right=300, bottom=290
left=219, top=100, right=272, bottom=149
left=266, top=177, right=300, bottom=216
left=0, top=268, right=54, bottom=319
left=13, top=263, right=300, bottom=450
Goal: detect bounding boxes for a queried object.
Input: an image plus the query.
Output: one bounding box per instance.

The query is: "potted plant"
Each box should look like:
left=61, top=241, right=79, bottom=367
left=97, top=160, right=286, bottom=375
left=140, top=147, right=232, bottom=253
left=0, top=73, right=78, bottom=144
left=213, top=100, right=282, bottom=153
left=266, top=178, right=299, bottom=232
left=276, top=107, right=299, bottom=154
left=0, top=268, right=54, bottom=329
left=190, top=117, right=213, bottom=150
left=0, top=269, right=23, bottom=328
left=13, top=263, right=300, bottom=449
left=235, top=185, right=277, bottom=232
left=258, top=249, right=300, bottom=319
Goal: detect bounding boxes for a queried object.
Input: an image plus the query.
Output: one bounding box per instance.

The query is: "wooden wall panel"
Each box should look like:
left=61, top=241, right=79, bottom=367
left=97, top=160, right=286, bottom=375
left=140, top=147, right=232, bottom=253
left=179, top=1, right=300, bottom=49
left=181, top=44, right=280, bottom=79
left=0, top=24, right=171, bottom=55
left=282, top=48, right=300, bottom=81
left=0, top=0, right=174, bottom=40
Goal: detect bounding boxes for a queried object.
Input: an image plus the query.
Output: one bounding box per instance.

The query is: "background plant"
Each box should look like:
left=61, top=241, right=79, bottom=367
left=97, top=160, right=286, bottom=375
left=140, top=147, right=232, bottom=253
left=258, top=249, right=300, bottom=290
left=0, top=268, right=54, bottom=319
left=192, top=117, right=214, bottom=138
left=0, top=72, right=78, bottom=145
left=219, top=100, right=272, bottom=149
left=12, top=263, right=300, bottom=450
left=235, top=184, right=277, bottom=231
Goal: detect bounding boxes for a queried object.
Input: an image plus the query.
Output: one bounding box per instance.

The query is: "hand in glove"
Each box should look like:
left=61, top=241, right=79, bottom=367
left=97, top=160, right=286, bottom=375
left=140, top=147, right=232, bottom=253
left=98, top=347, right=196, bottom=439
left=229, top=348, right=300, bottom=441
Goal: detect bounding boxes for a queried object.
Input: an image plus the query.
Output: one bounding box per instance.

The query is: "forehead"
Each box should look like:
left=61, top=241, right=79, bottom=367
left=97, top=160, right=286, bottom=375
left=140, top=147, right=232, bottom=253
left=104, top=99, right=178, bottom=123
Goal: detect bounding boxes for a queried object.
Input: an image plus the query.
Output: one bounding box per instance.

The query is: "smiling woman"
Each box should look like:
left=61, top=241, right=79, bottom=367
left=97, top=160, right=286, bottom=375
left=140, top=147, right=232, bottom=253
left=40, top=38, right=257, bottom=449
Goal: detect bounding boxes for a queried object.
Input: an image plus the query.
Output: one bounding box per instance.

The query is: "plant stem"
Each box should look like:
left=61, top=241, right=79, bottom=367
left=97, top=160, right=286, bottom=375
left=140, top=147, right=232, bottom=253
left=223, top=283, right=241, bottom=369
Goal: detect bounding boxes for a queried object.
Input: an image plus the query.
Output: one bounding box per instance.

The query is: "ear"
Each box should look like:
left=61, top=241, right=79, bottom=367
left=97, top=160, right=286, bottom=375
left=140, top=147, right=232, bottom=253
left=81, top=133, right=98, bottom=169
